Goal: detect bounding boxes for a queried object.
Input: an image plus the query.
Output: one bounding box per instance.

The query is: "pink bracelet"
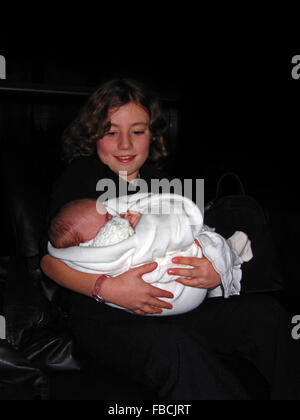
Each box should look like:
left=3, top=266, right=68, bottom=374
left=92, top=275, right=108, bottom=303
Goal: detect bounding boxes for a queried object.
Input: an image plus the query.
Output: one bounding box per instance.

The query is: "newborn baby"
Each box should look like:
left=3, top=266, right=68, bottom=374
left=48, top=193, right=252, bottom=315
left=49, top=198, right=141, bottom=249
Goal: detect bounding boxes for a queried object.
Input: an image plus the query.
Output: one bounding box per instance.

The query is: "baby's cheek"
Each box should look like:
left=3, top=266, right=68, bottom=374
left=85, top=222, right=105, bottom=241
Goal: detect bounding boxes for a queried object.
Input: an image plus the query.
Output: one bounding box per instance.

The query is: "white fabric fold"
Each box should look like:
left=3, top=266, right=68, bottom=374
left=197, top=230, right=253, bottom=298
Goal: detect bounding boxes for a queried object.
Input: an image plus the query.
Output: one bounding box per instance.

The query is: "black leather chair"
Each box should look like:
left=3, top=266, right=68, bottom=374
left=1, top=144, right=271, bottom=400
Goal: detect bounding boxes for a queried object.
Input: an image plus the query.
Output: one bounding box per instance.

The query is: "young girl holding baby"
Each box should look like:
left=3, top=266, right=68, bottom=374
left=41, top=78, right=298, bottom=399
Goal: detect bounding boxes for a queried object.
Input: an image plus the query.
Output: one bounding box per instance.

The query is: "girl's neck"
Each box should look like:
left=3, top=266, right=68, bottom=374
left=119, top=171, right=140, bottom=185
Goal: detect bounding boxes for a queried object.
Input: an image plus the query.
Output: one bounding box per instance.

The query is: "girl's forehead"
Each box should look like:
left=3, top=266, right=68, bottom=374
left=109, top=102, right=149, bottom=123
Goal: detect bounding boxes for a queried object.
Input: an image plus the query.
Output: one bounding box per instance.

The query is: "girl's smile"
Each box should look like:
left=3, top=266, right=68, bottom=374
left=114, top=155, right=137, bottom=163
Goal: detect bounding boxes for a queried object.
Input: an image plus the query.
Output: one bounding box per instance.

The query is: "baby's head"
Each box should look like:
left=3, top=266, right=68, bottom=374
left=49, top=199, right=112, bottom=248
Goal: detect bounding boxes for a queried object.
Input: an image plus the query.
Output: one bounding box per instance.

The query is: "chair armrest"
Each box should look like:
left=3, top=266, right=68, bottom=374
left=3, top=256, right=81, bottom=372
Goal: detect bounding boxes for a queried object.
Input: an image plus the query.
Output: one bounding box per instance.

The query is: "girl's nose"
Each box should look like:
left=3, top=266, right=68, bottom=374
left=118, top=132, right=132, bottom=149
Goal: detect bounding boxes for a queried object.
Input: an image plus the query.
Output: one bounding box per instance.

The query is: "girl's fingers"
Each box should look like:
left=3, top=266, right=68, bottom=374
left=134, top=309, right=145, bottom=315
left=149, top=284, right=174, bottom=299
left=176, top=277, right=204, bottom=287
left=134, top=305, right=163, bottom=315
left=146, top=306, right=163, bottom=314
left=135, top=262, right=158, bottom=274
left=148, top=297, right=173, bottom=310
left=172, top=256, right=202, bottom=267
left=168, top=267, right=196, bottom=277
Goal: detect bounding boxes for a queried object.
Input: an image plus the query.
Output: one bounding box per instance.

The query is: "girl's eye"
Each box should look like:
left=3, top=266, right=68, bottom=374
left=107, top=131, right=117, bottom=137
left=133, top=131, right=145, bottom=135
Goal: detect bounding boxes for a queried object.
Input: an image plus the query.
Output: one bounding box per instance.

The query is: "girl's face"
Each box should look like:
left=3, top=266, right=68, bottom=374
left=97, top=102, right=151, bottom=182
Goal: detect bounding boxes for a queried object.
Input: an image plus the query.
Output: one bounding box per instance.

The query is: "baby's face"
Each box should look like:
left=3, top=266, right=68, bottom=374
left=79, top=202, right=113, bottom=243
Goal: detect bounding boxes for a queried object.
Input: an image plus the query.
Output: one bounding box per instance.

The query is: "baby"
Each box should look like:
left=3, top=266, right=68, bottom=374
left=49, top=198, right=142, bottom=249
left=48, top=194, right=252, bottom=316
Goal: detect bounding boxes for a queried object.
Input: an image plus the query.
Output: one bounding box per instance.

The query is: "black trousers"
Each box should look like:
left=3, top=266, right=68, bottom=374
left=68, top=293, right=299, bottom=400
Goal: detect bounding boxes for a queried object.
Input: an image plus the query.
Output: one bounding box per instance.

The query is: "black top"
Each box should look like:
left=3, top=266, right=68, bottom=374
left=48, top=154, right=170, bottom=217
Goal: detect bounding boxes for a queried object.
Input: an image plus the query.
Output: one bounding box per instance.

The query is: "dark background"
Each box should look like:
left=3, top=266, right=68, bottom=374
left=1, top=46, right=297, bottom=199
left=1, top=32, right=299, bottom=311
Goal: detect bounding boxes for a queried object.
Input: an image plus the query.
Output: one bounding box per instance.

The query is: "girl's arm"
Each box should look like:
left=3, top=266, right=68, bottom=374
left=40, top=254, right=174, bottom=315
left=40, top=254, right=99, bottom=297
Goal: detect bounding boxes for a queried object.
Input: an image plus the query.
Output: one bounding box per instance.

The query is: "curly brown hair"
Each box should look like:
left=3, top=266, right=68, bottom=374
left=61, top=78, right=168, bottom=166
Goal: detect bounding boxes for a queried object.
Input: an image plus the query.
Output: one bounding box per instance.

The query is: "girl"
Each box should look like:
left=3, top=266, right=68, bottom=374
left=41, top=78, right=298, bottom=399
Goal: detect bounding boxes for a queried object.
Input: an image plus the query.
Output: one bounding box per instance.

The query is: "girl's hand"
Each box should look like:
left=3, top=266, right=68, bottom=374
left=168, top=255, right=221, bottom=290
left=100, top=262, right=174, bottom=315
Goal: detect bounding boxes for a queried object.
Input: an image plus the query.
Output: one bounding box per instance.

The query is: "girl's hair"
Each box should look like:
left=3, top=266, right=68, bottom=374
left=61, top=78, right=168, bottom=166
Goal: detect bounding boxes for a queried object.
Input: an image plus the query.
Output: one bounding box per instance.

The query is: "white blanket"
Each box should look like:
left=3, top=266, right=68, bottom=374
left=48, top=193, right=247, bottom=315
